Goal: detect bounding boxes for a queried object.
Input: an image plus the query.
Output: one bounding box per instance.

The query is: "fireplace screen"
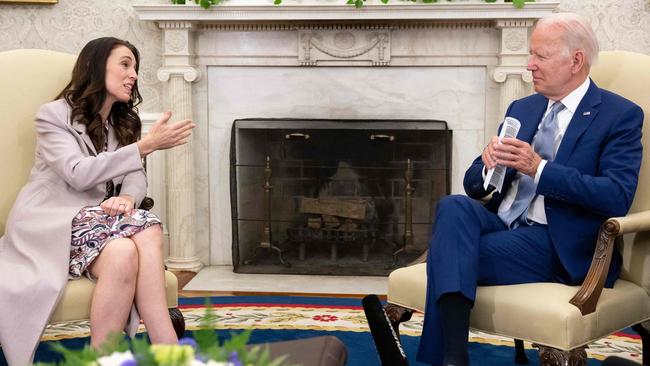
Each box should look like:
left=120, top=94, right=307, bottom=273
left=231, top=119, right=450, bottom=276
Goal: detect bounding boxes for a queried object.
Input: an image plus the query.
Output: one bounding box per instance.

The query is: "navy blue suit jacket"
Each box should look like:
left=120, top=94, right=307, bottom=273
left=463, top=80, right=644, bottom=287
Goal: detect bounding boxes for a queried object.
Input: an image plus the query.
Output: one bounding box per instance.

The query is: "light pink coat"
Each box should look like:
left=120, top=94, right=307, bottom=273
left=0, top=99, right=147, bottom=365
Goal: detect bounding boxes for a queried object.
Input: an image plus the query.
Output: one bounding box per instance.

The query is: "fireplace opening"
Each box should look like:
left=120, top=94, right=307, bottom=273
left=230, top=118, right=451, bottom=276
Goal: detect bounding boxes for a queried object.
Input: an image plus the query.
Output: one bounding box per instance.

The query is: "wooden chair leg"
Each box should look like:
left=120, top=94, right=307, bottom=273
left=384, top=303, right=413, bottom=339
left=169, top=307, right=185, bottom=339
left=534, top=344, right=587, bottom=366
left=514, top=339, right=529, bottom=364
left=632, top=323, right=650, bottom=365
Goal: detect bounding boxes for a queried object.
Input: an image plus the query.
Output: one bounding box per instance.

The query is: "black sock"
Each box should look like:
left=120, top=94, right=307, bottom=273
left=438, top=292, right=471, bottom=366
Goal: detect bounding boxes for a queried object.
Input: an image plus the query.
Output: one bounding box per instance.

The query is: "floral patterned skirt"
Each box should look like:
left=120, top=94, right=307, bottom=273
left=69, top=206, right=162, bottom=280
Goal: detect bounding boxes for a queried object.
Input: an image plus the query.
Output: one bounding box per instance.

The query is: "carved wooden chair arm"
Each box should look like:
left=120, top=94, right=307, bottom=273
left=570, top=210, right=650, bottom=315
left=139, top=196, right=155, bottom=211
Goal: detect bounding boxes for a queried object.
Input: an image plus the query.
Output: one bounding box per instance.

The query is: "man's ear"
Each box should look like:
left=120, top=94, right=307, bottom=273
left=571, top=50, right=586, bottom=74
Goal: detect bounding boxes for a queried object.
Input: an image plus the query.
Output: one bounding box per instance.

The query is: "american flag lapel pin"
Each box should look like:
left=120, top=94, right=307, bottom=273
left=583, top=111, right=591, bottom=116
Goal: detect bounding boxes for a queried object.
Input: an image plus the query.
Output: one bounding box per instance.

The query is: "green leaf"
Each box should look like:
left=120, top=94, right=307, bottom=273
left=512, top=0, right=526, bottom=8
left=46, top=342, right=99, bottom=366
left=131, top=337, right=157, bottom=366
left=274, top=0, right=282, bottom=4
left=199, top=0, right=211, bottom=9
left=97, top=333, right=130, bottom=356
left=194, top=301, right=220, bottom=356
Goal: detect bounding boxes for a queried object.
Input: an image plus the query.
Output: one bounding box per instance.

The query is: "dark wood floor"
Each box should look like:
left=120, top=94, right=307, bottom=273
left=170, top=270, right=197, bottom=296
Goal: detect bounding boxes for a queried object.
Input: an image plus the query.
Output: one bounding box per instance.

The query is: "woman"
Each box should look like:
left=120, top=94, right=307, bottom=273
left=0, top=37, right=194, bottom=365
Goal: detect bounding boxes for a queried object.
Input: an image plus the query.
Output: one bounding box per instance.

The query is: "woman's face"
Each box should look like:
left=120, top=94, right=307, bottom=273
left=104, top=45, right=138, bottom=104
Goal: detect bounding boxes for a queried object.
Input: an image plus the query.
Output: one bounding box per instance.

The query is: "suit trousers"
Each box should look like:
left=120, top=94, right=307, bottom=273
left=417, top=195, right=569, bottom=365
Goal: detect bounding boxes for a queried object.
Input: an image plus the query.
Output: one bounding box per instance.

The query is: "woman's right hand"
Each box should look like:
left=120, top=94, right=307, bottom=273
left=137, top=111, right=195, bottom=157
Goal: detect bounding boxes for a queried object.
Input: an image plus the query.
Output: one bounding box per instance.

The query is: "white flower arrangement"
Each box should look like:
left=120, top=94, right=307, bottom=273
left=92, top=342, right=239, bottom=366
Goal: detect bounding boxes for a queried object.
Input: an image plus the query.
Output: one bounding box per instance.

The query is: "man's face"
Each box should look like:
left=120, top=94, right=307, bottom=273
left=527, top=25, right=575, bottom=101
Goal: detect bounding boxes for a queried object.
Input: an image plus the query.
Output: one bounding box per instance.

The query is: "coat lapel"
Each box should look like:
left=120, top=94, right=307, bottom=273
left=518, top=101, right=548, bottom=144
left=107, top=121, right=119, bottom=152
left=71, top=120, right=98, bottom=156
left=554, top=80, right=601, bottom=164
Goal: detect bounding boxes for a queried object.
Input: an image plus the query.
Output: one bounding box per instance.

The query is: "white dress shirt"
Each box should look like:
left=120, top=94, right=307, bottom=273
left=495, top=77, right=591, bottom=225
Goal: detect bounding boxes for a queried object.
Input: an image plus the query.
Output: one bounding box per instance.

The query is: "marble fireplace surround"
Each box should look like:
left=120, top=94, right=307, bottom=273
left=133, top=0, right=559, bottom=271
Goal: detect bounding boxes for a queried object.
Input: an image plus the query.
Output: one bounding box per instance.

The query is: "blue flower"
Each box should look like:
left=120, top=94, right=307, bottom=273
left=178, top=337, right=198, bottom=349
left=120, top=359, right=137, bottom=366
left=227, top=351, right=243, bottom=366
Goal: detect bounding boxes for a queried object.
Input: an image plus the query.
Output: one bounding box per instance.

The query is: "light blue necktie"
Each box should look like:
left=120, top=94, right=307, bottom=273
left=498, top=102, right=566, bottom=228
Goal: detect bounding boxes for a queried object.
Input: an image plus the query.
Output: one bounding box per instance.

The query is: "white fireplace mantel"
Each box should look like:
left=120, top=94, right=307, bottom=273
left=134, top=0, right=559, bottom=270
left=134, top=1, right=558, bottom=21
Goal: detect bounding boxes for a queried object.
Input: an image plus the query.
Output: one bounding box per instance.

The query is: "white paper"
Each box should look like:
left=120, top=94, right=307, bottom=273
left=483, top=117, right=521, bottom=193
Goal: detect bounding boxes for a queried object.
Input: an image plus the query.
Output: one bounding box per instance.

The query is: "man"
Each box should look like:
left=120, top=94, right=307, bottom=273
left=417, top=13, right=644, bottom=366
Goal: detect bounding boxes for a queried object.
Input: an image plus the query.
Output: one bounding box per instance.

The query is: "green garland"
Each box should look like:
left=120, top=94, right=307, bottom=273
left=172, top=0, right=529, bottom=10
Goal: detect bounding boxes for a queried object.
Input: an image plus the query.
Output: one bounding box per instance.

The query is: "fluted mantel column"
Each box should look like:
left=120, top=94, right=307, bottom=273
left=493, top=19, right=535, bottom=125
left=158, top=21, right=203, bottom=272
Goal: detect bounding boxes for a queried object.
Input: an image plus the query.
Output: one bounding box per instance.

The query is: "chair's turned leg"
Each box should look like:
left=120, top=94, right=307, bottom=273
left=514, top=339, right=529, bottom=364
left=534, top=344, right=587, bottom=366
left=384, top=303, right=413, bottom=339
left=169, top=308, right=186, bottom=339
left=632, top=323, right=650, bottom=365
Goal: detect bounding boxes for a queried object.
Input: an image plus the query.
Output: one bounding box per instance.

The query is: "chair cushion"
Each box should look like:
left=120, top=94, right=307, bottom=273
left=387, top=263, right=650, bottom=350
left=387, top=263, right=428, bottom=313
left=49, top=270, right=179, bottom=323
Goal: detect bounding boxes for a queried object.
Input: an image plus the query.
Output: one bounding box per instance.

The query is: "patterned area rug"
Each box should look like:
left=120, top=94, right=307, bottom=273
left=40, top=296, right=642, bottom=365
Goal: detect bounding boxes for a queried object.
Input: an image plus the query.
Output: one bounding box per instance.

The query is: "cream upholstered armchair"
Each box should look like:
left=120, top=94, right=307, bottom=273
left=386, top=51, right=650, bottom=365
left=0, top=49, right=184, bottom=337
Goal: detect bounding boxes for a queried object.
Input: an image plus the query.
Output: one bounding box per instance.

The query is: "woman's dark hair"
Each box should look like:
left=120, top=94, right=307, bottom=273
left=57, top=37, right=143, bottom=152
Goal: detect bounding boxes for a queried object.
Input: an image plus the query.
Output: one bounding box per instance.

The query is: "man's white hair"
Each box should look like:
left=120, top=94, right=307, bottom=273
left=535, top=12, right=599, bottom=67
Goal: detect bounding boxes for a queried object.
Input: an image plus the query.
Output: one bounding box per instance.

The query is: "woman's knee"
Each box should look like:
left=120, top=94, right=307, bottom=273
left=146, top=223, right=163, bottom=237
left=133, top=224, right=164, bottom=251
left=94, top=239, right=139, bottom=280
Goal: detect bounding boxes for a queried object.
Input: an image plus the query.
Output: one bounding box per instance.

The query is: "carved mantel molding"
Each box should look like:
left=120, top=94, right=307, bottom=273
left=133, top=1, right=559, bottom=22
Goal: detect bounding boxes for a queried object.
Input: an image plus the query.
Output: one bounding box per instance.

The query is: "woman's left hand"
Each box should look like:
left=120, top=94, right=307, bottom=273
left=100, top=195, right=136, bottom=217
